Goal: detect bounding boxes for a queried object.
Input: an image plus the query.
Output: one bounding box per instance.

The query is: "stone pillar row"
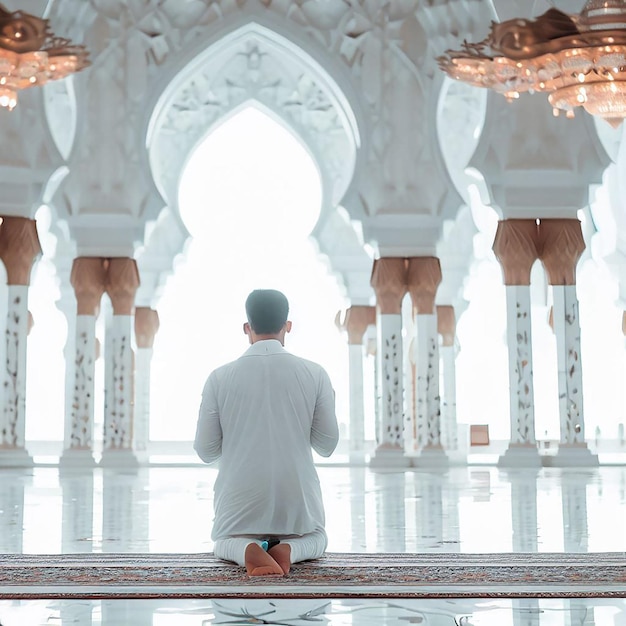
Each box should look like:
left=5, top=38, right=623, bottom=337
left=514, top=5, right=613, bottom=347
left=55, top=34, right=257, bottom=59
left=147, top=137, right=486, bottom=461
left=0, top=227, right=164, bottom=469
left=493, top=218, right=597, bottom=467
left=368, top=256, right=456, bottom=468
left=63, top=257, right=107, bottom=466
left=60, top=256, right=158, bottom=467
left=101, top=258, right=140, bottom=466
left=407, top=257, right=446, bottom=466
left=369, top=258, right=409, bottom=468
left=0, top=217, right=41, bottom=467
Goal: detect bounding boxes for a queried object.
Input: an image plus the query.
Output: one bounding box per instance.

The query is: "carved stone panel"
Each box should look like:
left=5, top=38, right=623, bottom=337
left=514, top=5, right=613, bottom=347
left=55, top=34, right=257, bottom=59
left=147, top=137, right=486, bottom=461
left=105, top=258, right=140, bottom=316
left=135, top=308, right=160, bottom=349
left=492, top=219, right=540, bottom=286
left=538, top=219, right=585, bottom=286
left=0, top=217, right=42, bottom=286
left=344, top=305, right=376, bottom=345
left=71, top=257, right=107, bottom=316
left=370, top=257, right=407, bottom=315
left=436, top=305, right=456, bottom=347
left=407, top=257, right=442, bottom=315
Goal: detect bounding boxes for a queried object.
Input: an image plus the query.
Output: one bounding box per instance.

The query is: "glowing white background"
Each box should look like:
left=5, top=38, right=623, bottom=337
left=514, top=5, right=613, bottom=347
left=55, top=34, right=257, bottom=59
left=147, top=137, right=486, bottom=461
left=149, top=107, right=350, bottom=441
left=19, top=106, right=626, bottom=447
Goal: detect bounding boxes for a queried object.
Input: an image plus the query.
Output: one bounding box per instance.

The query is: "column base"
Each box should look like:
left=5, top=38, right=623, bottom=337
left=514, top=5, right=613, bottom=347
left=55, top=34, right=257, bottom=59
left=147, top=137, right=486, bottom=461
left=543, top=444, right=599, bottom=468
left=369, top=445, right=411, bottom=470
left=498, top=444, right=542, bottom=468
left=411, top=445, right=449, bottom=469
left=59, top=448, right=97, bottom=470
left=99, top=448, right=140, bottom=468
left=0, top=447, right=33, bottom=468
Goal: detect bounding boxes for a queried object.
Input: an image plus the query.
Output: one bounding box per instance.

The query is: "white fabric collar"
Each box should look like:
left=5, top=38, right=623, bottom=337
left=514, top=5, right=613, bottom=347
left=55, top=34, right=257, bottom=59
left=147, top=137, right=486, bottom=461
left=244, top=339, right=286, bottom=356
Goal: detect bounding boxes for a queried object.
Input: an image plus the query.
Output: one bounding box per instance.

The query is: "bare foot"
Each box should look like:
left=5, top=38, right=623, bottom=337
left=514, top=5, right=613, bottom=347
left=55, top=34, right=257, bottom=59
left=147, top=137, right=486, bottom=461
left=244, top=543, right=284, bottom=577
left=268, top=543, right=292, bottom=575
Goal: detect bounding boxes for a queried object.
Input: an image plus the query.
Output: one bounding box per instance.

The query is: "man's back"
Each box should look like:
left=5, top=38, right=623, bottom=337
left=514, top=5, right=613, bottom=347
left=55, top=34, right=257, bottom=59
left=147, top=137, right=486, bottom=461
left=195, top=339, right=338, bottom=540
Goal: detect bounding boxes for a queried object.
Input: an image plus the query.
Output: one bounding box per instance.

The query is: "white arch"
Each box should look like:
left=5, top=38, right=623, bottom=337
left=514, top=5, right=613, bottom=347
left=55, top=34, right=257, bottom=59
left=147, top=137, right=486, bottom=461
left=138, top=21, right=369, bottom=307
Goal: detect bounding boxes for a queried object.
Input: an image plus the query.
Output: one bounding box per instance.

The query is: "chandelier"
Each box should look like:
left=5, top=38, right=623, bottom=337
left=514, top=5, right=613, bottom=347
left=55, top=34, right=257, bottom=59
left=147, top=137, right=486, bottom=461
left=0, top=4, right=89, bottom=111
left=437, top=1, right=626, bottom=128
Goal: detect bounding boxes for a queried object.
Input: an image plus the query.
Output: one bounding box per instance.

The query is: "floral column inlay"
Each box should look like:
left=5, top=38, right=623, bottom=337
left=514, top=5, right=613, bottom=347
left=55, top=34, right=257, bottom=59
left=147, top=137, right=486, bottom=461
left=103, top=258, right=140, bottom=456
left=493, top=220, right=541, bottom=465
left=370, top=258, right=408, bottom=464
left=342, top=306, right=376, bottom=460
left=437, top=305, right=458, bottom=451
left=134, top=307, right=160, bottom=457
left=0, top=217, right=41, bottom=463
left=407, top=257, right=442, bottom=452
left=539, top=219, right=596, bottom=465
left=64, top=258, right=107, bottom=461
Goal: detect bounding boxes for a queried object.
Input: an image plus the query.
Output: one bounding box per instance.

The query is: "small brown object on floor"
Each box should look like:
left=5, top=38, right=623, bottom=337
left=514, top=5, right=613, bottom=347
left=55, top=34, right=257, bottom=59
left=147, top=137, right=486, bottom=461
left=244, top=543, right=284, bottom=577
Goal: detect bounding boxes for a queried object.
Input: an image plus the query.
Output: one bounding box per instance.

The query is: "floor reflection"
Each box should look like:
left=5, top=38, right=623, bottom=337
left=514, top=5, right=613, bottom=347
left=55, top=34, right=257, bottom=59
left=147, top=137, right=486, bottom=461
left=1, top=597, right=625, bottom=626
left=1, top=466, right=625, bottom=554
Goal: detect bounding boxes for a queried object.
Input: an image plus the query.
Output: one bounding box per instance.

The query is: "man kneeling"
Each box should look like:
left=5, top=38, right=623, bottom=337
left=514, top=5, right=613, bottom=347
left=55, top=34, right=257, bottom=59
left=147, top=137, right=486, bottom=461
left=194, top=289, right=339, bottom=576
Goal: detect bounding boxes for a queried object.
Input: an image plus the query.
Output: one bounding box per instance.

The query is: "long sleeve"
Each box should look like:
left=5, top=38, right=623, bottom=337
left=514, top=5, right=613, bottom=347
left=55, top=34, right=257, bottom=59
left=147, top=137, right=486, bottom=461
left=310, top=368, right=339, bottom=457
left=194, top=374, right=223, bottom=464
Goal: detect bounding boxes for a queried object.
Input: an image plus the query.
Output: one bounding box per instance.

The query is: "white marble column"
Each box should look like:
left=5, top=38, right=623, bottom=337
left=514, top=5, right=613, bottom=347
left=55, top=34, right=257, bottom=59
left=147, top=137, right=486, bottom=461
left=2, top=286, right=29, bottom=444
left=539, top=218, right=598, bottom=466
left=366, top=332, right=380, bottom=450
left=61, top=257, right=107, bottom=468
left=340, top=306, right=376, bottom=462
left=438, top=306, right=459, bottom=454
left=623, top=312, right=626, bottom=444
left=0, top=217, right=41, bottom=468
left=369, top=257, right=410, bottom=468
left=553, top=286, right=585, bottom=438
left=349, top=343, right=365, bottom=453
left=57, top=291, right=76, bottom=460
left=101, top=258, right=140, bottom=467
left=493, top=220, right=542, bottom=467
left=505, top=286, right=536, bottom=441
left=407, top=257, right=447, bottom=467
left=134, top=307, right=160, bottom=460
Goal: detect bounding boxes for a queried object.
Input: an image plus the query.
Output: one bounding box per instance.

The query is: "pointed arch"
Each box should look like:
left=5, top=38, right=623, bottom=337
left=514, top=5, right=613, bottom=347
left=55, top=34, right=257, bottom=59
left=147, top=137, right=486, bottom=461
left=146, top=21, right=361, bottom=212
left=138, top=20, right=369, bottom=308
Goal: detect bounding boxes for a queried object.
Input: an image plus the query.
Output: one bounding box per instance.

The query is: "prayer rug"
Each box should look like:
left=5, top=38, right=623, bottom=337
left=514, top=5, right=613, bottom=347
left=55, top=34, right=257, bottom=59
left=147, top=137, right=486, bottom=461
left=1, top=552, right=624, bottom=600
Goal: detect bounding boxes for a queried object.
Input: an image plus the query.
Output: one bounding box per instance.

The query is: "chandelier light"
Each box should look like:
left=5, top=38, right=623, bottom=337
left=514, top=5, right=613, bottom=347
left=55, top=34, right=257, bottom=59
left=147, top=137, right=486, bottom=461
left=437, top=1, right=626, bottom=128
left=0, top=4, right=89, bottom=111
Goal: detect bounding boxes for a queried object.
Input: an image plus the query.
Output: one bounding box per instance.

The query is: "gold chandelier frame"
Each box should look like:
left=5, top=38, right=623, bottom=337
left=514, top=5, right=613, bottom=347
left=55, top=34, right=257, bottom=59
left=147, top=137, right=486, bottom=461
left=437, top=4, right=626, bottom=127
left=0, top=4, right=90, bottom=110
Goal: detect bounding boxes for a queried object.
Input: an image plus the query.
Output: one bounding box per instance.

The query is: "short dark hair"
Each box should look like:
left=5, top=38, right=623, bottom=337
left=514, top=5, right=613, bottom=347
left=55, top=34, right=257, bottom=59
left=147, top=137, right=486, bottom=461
left=245, top=289, right=289, bottom=334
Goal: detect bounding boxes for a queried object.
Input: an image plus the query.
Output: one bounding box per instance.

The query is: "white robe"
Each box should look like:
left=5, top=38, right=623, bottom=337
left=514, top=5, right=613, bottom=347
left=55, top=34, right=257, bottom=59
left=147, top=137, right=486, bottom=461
left=194, top=339, right=338, bottom=541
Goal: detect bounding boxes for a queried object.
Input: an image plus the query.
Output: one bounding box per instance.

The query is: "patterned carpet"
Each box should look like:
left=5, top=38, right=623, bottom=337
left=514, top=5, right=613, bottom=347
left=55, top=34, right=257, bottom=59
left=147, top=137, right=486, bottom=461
left=1, top=552, right=625, bottom=599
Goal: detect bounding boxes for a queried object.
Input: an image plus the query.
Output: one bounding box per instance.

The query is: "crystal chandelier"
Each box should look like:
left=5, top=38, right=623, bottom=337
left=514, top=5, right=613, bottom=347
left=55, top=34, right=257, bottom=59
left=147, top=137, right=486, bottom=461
left=437, top=1, right=626, bottom=128
left=0, top=4, right=89, bottom=111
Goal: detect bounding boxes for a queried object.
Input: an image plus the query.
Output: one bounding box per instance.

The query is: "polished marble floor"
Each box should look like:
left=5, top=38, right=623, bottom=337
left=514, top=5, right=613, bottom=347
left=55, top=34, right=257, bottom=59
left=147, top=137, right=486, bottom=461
left=1, top=466, right=625, bottom=554
left=2, top=597, right=626, bottom=625
left=1, top=466, right=625, bottom=625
